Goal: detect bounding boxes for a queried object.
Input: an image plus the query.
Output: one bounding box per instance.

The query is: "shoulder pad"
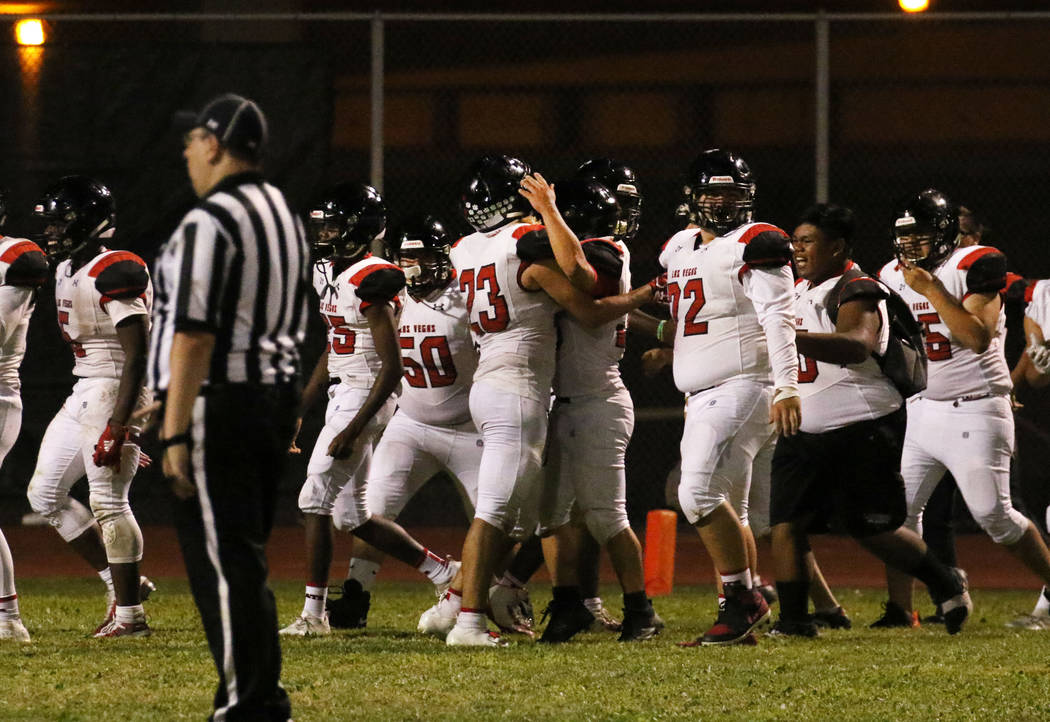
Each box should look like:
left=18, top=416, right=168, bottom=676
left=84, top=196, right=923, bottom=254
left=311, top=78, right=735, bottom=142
left=90, top=251, right=149, bottom=300
left=581, top=239, right=624, bottom=281
left=838, top=276, right=889, bottom=305
left=960, top=248, right=1008, bottom=294
left=1003, top=273, right=1030, bottom=305
left=515, top=227, right=553, bottom=263
left=0, top=240, right=48, bottom=288
left=354, top=264, right=406, bottom=304
left=741, top=228, right=792, bottom=268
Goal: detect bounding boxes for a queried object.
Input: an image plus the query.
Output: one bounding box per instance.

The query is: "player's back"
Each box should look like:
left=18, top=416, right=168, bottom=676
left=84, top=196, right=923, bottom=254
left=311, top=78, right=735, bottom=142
left=660, top=223, right=779, bottom=393
left=0, top=237, right=47, bottom=389
left=879, top=245, right=1011, bottom=401
left=450, top=222, right=559, bottom=402
left=55, top=249, right=152, bottom=380
left=396, top=282, right=477, bottom=427
left=318, top=254, right=404, bottom=389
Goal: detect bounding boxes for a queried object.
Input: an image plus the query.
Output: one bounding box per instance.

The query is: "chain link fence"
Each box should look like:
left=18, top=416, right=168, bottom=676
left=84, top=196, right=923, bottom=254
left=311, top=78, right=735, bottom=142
left=0, top=12, right=1048, bottom=528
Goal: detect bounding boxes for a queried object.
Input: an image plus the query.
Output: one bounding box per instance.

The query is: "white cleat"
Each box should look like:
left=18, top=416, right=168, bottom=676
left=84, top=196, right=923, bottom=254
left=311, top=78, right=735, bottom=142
left=446, top=623, right=508, bottom=647
left=1006, top=612, right=1050, bottom=630
left=95, top=576, right=157, bottom=636
left=488, top=582, right=534, bottom=637
left=279, top=613, right=331, bottom=637
left=418, top=602, right=458, bottom=637
left=435, top=560, right=461, bottom=601
left=0, top=615, right=31, bottom=642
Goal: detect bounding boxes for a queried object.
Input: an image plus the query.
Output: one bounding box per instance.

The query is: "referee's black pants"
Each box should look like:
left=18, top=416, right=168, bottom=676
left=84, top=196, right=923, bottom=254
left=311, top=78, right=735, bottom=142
left=174, top=383, right=298, bottom=722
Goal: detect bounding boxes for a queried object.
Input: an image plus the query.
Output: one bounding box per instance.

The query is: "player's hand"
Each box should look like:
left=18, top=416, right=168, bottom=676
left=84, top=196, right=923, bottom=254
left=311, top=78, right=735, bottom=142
left=93, top=421, right=128, bottom=468
left=900, top=260, right=938, bottom=297
left=289, top=417, right=304, bottom=455
left=137, top=450, right=153, bottom=469
left=328, top=426, right=361, bottom=461
left=770, top=394, right=801, bottom=437
left=129, top=400, right=162, bottom=434
left=517, top=173, right=557, bottom=217
left=641, top=348, right=673, bottom=377
left=162, top=443, right=196, bottom=500
left=648, top=273, right=669, bottom=305
left=1028, top=332, right=1050, bottom=374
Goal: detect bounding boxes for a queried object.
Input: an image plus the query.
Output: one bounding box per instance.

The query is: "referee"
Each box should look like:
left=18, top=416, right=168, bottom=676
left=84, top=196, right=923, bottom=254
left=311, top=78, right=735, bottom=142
left=148, top=93, right=309, bottom=722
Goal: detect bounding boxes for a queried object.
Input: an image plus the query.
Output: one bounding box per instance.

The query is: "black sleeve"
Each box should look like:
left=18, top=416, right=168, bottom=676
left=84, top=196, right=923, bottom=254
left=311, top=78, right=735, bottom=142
left=355, top=267, right=406, bottom=304
left=5, top=249, right=49, bottom=288
left=838, top=276, right=889, bottom=306
left=515, top=228, right=554, bottom=263
left=94, top=259, right=149, bottom=300
left=741, top=230, right=792, bottom=268
left=581, top=240, right=624, bottom=281
left=966, top=251, right=1008, bottom=295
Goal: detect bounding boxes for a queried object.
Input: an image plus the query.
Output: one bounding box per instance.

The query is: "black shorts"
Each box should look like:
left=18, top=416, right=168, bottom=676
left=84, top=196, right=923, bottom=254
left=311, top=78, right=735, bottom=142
left=770, top=406, right=907, bottom=538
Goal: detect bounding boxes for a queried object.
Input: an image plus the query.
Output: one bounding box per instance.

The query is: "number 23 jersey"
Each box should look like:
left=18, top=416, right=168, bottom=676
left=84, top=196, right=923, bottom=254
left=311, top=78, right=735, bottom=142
left=313, top=254, right=405, bottom=389
left=879, top=245, right=1011, bottom=401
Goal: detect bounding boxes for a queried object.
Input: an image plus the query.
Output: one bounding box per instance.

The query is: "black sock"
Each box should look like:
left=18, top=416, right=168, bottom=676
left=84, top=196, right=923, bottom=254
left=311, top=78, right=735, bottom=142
left=908, top=550, right=957, bottom=603
left=552, top=586, right=582, bottom=605
left=623, top=591, right=649, bottom=613
left=775, top=581, right=809, bottom=622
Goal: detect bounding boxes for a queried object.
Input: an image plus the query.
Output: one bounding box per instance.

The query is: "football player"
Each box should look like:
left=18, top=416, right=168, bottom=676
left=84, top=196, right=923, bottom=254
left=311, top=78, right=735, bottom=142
left=281, top=185, right=456, bottom=637
left=769, top=203, right=970, bottom=637
left=0, top=193, right=49, bottom=642
left=877, top=189, right=1050, bottom=623
left=516, top=171, right=659, bottom=643
left=654, top=149, right=799, bottom=646
left=440, top=156, right=655, bottom=647
left=25, top=176, right=155, bottom=637
left=326, top=214, right=474, bottom=630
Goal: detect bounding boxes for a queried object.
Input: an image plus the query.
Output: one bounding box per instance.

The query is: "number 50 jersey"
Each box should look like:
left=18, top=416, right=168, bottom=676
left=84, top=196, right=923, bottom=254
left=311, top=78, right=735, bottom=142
left=397, top=282, right=478, bottom=427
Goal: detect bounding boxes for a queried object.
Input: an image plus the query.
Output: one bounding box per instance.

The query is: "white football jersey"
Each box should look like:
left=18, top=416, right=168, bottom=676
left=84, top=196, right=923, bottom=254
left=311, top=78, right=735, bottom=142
left=793, top=265, right=902, bottom=432
left=54, top=249, right=152, bottom=380
left=1025, top=279, right=1050, bottom=333
left=396, top=280, right=477, bottom=427
left=314, top=255, right=404, bottom=388
left=450, top=222, right=559, bottom=403
left=553, top=238, right=630, bottom=398
left=0, top=237, right=47, bottom=389
left=658, top=222, right=797, bottom=394
left=879, top=245, right=1011, bottom=401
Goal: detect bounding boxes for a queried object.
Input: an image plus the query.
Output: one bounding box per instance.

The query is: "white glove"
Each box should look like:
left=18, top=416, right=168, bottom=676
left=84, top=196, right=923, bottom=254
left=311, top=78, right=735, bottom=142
left=1027, top=332, right=1050, bottom=375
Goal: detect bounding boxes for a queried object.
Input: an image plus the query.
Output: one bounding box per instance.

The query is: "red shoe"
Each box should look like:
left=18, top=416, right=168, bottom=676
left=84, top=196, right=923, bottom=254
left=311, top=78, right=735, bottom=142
left=699, top=585, right=771, bottom=646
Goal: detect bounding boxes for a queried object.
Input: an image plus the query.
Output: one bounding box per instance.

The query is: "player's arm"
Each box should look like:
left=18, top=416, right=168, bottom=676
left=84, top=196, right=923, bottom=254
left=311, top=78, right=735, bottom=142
left=522, top=259, right=652, bottom=328
left=796, top=297, right=882, bottom=365
left=289, top=350, right=330, bottom=454
left=161, top=329, right=215, bottom=499
left=519, top=173, right=596, bottom=293
left=328, top=303, right=402, bottom=460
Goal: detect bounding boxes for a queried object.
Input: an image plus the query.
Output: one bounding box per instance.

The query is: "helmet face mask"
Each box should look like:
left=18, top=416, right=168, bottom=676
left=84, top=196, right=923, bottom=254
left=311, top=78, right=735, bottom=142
left=460, top=155, right=532, bottom=233
left=892, top=189, right=958, bottom=271
left=391, top=214, right=453, bottom=298
left=688, top=149, right=755, bottom=236
left=32, top=176, right=115, bottom=261
left=574, top=159, right=642, bottom=244
left=308, top=183, right=386, bottom=262
left=553, top=179, right=619, bottom=240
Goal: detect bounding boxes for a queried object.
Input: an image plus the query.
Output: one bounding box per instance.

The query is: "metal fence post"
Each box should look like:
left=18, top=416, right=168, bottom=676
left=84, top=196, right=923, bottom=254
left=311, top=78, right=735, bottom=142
left=371, top=11, right=384, bottom=193
left=815, top=9, right=829, bottom=204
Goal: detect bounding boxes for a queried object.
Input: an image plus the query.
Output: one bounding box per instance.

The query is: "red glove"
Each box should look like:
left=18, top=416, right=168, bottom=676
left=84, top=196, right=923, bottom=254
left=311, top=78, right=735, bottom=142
left=93, top=421, right=128, bottom=468
left=648, top=273, right=669, bottom=305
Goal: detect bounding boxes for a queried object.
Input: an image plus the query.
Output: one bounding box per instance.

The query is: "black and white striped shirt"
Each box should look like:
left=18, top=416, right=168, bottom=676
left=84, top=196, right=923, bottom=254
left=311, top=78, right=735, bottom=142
left=148, top=171, right=310, bottom=391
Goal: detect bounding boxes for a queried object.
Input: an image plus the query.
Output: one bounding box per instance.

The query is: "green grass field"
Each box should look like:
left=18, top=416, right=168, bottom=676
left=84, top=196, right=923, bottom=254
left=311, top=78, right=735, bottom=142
left=2, top=579, right=1050, bottom=721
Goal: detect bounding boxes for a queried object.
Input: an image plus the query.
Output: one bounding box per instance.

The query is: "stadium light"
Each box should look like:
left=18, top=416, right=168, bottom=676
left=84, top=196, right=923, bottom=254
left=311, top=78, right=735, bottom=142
left=899, top=0, right=930, bottom=12
left=15, top=18, right=45, bottom=45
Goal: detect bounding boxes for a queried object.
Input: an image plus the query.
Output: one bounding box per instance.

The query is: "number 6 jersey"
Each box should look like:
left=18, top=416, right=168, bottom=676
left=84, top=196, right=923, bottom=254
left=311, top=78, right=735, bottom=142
left=313, top=254, right=405, bottom=389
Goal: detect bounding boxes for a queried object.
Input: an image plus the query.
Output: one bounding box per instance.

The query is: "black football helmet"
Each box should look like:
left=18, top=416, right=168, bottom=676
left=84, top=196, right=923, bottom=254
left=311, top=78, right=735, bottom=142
left=460, top=155, right=531, bottom=233
left=892, top=188, right=959, bottom=271
left=574, top=158, right=642, bottom=244
left=390, top=214, right=453, bottom=298
left=307, top=182, right=386, bottom=261
left=33, top=175, right=115, bottom=259
left=687, top=149, right=755, bottom=236
left=552, top=179, right=619, bottom=240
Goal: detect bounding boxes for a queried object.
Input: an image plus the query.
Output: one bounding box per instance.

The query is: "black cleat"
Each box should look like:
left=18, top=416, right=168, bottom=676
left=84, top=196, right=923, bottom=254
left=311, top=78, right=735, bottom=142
left=618, top=604, right=660, bottom=643
left=939, top=568, right=972, bottom=635
left=812, top=606, right=852, bottom=630
left=869, top=601, right=919, bottom=629
left=766, top=617, right=819, bottom=638
left=538, top=600, right=594, bottom=644
left=326, top=579, right=371, bottom=629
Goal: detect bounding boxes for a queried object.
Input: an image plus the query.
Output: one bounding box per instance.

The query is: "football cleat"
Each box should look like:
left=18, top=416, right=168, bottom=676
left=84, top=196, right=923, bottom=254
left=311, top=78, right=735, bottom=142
left=446, top=624, right=508, bottom=647
left=538, top=599, right=595, bottom=644
left=279, top=613, right=330, bottom=637
left=754, top=579, right=779, bottom=605
left=326, top=579, right=371, bottom=629
left=618, top=605, right=659, bottom=643
left=95, top=576, right=156, bottom=636
left=939, top=567, right=972, bottom=635
left=435, top=559, right=461, bottom=601
left=696, top=584, right=770, bottom=646
left=1005, top=613, right=1050, bottom=630
left=93, top=618, right=151, bottom=639
left=869, top=601, right=920, bottom=629
left=0, top=615, right=31, bottom=642
left=418, top=600, right=459, bottom=638
left=812, top=606, right=852, bottom=630
left=766, top=617, right=819, bottom=639
left=587, top=601, right=623, bottom=633
left=488, top=582, right=534, bottom=637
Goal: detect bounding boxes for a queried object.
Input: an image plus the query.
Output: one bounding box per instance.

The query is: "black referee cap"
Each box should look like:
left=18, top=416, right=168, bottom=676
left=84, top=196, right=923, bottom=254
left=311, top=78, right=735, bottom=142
left=175, top=93, right=267, bottom=160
